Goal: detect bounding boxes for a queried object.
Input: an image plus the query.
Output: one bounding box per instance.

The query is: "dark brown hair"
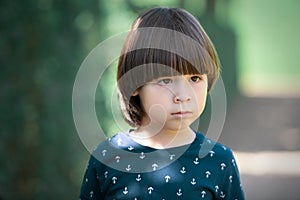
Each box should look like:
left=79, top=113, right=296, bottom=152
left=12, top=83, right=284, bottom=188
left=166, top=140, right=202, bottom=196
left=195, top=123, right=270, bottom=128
left=117, top=7, right=220, bottom=127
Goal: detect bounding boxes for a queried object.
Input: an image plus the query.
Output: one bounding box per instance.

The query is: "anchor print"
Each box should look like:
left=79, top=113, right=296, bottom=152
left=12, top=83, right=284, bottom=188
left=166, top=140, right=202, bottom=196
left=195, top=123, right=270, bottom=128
left=126, top=165, right=132, bottom=172
left=176, top=189, right=183, bottom=196
left=123, top=187, right=128, bottom=195
left=169, top=154, right=176, bottom=160
left=215, top=185, right=219, bottom=193
left=229, top=175, right=233, bottom=183
left=148, top=187, right=154, bottom=194
left=102, top=149, right=107, bottom=156
left=209, top=150, right=215, bottom=157
left=222, top=146, right=227, bottom=151
left=190, top=178, right=196, bottom=185
left=152, top=163, right=158, bottom=171
left=136, top=174, right=141, bottom=182
left=220, top=191, right=225, bottom=198
left=232, top=159, right=236, bottom=166
left=117, top=138, right=122, bottom=146
left=201, top=190, right=206, bottom=198
left=139, top=152, right=145, bottom=159
left=112, top=177, right=117, bottom=184
left=104, top=171, right=108, bottom=179
left=205, top=171, right=211, bottom=178
left=85, top=178, right=88, bottom=183
left=164, top=175, right=171, bottom=183
left=220, top=163, right=226, bottom=170
left=128, top=146, right=134, bottom=151
left=90, top=191, right=94, bottom=198
left=193, top=157, right=199, bottom=165
left=180, top=167, right=186, bottom=174
left=115, top=156, right=120, bottom=163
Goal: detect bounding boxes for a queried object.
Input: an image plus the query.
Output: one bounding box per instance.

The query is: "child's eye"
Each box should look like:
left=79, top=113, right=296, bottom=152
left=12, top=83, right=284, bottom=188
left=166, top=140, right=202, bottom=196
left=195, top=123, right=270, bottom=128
left=189, top=75, right=202, bottom=83
left=158, top=78, right=173, bottom=85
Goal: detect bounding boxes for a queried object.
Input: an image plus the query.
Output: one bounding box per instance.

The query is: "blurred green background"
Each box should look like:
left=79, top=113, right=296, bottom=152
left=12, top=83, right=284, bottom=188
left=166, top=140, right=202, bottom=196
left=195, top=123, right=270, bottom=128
left=1, top=0, right=299, bottom=199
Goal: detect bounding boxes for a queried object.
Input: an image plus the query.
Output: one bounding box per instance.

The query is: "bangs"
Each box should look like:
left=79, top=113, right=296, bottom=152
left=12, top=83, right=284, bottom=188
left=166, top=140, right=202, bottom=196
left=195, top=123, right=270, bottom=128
left=127, top=48, right=206, bottom=78
left=118, top=48, right=215, bottom=99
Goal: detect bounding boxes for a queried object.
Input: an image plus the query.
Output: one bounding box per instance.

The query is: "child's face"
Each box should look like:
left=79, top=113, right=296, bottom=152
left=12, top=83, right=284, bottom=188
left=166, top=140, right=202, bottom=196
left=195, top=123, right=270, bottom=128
left=136, top=74, right=208, bottom=132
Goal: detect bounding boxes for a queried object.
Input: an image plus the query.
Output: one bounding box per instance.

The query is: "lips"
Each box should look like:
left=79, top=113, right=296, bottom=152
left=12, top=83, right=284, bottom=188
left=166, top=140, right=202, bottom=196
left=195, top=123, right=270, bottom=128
left=172, top=111, right=191, bottom=115
left=171, top=111, right=192, bottom=117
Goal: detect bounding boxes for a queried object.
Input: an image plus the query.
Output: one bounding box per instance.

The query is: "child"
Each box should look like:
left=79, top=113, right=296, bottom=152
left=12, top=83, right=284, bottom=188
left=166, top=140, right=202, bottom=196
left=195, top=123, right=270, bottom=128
left=79, top=7, right=245, bottom=199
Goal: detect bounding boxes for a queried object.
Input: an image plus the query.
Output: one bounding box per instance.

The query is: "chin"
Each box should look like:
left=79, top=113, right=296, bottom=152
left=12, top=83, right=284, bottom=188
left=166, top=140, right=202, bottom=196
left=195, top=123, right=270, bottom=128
left=164, top=122, right=192, bottom=132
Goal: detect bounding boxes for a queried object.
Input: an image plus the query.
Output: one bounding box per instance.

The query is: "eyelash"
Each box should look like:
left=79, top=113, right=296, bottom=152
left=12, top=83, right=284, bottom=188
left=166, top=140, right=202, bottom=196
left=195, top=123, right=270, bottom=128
left=158, top=78, right=173, bottom=85
left=157, top=75, right=203, bottom=85
left=189, top=75, right=202, bottom=83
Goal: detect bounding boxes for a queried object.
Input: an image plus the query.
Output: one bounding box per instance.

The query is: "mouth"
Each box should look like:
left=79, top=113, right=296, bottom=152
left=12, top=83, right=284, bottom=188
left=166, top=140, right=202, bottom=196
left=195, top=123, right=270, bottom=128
left=171, top=111, right=193, bottom=118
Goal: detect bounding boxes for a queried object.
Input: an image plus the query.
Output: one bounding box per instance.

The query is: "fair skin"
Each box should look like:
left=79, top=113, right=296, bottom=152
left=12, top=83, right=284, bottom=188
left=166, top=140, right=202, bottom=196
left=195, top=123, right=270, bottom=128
left=129, top=74, right=208, bottom=149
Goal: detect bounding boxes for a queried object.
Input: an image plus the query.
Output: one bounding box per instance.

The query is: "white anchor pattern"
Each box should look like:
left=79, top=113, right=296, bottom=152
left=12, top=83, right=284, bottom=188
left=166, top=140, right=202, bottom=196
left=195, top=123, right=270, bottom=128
left=164, top=175, right=171, bottom=183
left=79, top=132, right=245, bottom=199
left=190, top=178, right=196, bottom=185
left=136, top=174, right=141, bottom=182
left=176, top=189, right=183, bottom=196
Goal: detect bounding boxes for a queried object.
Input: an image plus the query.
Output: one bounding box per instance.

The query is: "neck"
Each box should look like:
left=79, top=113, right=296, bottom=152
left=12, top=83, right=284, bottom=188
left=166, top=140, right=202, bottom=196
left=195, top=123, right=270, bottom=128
left=129, top=126, right=196, bottom=149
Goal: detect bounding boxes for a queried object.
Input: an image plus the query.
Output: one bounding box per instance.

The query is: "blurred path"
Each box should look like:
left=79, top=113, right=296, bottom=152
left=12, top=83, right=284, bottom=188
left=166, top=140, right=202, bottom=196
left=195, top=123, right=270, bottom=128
left=218, top=96, right=300, bottom=199
left=242, top=175, right=300, bottom=200
left=220, top=96, right=300, bottom=151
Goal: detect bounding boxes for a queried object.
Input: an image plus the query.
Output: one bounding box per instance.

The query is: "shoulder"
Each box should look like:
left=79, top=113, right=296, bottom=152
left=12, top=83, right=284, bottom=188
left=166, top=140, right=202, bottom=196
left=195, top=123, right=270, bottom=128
left=195, top=132, right=236, bottom=162
left=92, top=132, right=132, bottom=152
left=194, top=132, right=240, bottom=177
left=109, top=132, right=134, bottom=148
left=91, top=132, right=130, bottom=158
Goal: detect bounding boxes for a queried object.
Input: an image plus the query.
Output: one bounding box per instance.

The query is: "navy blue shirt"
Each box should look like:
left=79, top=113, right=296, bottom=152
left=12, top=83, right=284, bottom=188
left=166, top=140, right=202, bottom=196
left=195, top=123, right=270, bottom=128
left=79, top=132, right=245, bottom=199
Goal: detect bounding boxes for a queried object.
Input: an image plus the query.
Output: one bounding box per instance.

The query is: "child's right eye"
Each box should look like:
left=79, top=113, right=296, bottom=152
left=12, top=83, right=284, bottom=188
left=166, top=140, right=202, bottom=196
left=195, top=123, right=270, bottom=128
left=158, top=78, right=173, bottom=85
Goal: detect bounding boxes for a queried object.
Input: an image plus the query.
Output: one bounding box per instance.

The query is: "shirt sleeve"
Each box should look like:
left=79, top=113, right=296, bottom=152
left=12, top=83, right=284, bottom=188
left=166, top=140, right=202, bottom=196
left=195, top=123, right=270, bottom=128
left=220, top=150, right=245, bottom=200
left=79, top=156, right=104, bottom=200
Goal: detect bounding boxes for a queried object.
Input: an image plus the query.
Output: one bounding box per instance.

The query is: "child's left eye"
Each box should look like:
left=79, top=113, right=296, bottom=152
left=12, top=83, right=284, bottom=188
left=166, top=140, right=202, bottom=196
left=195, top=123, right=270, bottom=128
left=189, top=76, right=202, bottom=83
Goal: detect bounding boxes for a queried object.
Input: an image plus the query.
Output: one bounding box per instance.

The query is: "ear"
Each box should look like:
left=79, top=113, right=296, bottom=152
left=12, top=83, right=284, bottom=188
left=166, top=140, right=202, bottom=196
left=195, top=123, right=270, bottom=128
left=132, top=90, right=139, bottom=96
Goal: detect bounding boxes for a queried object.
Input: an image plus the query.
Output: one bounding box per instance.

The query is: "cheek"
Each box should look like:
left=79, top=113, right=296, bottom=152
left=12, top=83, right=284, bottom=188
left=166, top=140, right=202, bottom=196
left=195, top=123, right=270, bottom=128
left=141, top=94, right=170, bottom=112
left=139, top=95, right=169, bottom=124
left=195, top=89, right=208, bottom=112
left=148, top=104, right=167, bottom=122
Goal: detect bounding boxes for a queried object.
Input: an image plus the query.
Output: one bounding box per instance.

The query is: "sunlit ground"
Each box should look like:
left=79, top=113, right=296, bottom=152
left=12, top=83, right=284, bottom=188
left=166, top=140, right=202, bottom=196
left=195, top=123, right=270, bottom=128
left=235, top=151, right=300, bottom=176
left=240, top=74, right=300, bottom=98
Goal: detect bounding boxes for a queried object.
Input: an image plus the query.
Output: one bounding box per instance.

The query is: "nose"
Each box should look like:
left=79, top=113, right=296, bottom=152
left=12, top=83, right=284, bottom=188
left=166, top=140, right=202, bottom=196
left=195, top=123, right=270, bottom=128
left=173, top=81, right=192, bottom=103
left=173, top=95, right=191, bottom=103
